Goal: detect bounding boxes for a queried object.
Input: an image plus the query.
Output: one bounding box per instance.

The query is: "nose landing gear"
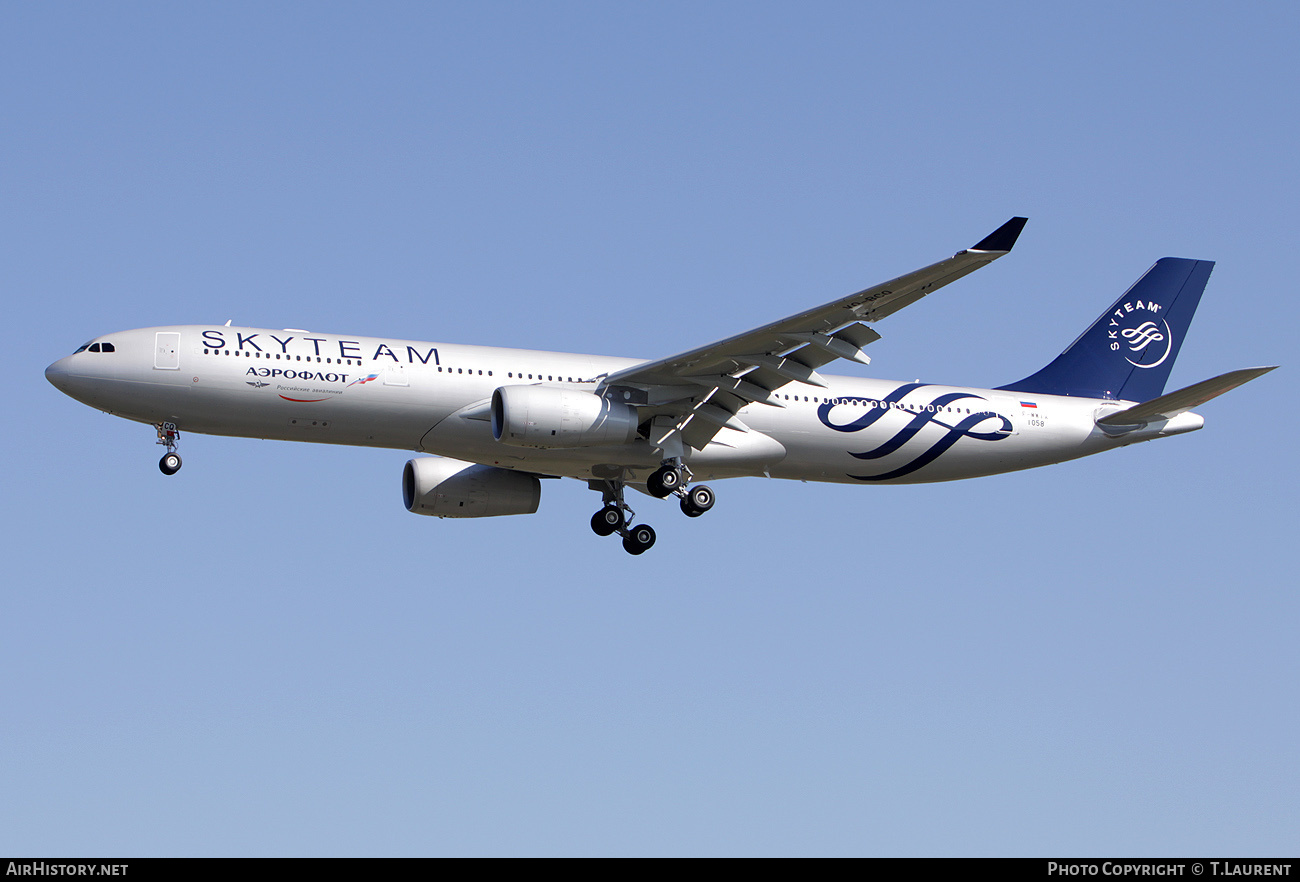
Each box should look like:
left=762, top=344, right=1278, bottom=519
left=156, top=422, right=182, bottom=475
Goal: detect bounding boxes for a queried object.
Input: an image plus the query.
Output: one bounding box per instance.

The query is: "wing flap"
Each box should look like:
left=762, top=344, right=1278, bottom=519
left=692, top=402, right=749, bottom=432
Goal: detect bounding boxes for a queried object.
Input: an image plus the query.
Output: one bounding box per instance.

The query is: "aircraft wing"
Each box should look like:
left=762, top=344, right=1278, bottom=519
left=598, top=217, right=1028, bottom=454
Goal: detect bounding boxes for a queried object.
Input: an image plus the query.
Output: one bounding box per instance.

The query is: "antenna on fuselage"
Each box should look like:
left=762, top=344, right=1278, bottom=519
left=224, top=320, right=232, bottom=326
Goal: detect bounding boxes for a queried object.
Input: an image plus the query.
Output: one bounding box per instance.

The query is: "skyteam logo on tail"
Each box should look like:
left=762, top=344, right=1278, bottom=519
left=1109, top=300, right=1172, bottom=369
left=817, top=383, right=1012, bottom=481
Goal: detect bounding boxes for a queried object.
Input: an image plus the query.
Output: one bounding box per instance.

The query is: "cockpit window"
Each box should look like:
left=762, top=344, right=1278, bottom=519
left=85, top=342, right=116, bottom=353
left=100, top=342, right=115, bottom=352
left=74, top=341, right=92, bottom=353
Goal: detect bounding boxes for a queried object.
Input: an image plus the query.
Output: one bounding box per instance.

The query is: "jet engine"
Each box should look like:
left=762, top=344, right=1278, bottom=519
left=403, top=456, right=541, bottom=518
left=491, top=385, right=638, bottom=449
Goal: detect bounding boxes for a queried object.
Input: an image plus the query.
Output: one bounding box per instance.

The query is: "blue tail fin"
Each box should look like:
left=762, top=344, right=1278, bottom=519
left=997, top=257, right=1214, bottom=402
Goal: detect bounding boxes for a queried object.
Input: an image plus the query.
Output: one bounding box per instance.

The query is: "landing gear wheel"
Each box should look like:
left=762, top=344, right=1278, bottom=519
left=647, top=465, right=681, bottom=499
left=591, top=505, right=623, bottom=537
left=680, top=484, right=715, bottom=517
left=155, top=422, right=181, bottom=475
left=622, top=524, right=656, bottom=555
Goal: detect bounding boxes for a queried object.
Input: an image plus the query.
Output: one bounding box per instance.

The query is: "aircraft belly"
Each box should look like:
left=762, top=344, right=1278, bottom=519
left=419, top=409, right=788, bottom=481
left=99, top=363, right=438, bottom=449
left=419, top=413, right=661, bottom=478
left=52, top=371, right=186, bottom=421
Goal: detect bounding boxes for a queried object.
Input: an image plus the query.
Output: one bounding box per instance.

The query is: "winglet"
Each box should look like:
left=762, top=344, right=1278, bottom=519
left=970, top=216, right=1028, bottom=253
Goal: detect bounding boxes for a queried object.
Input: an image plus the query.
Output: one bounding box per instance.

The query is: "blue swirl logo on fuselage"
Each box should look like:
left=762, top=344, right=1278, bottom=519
left=816, top=383, right=1013, bottom=481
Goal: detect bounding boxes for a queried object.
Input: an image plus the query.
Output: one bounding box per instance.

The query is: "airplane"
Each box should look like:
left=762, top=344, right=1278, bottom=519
left=45, top=217, right=1276, bottom=554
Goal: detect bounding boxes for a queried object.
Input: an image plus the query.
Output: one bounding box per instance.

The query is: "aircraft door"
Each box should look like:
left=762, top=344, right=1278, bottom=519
left=154, top=332, right=181, bottom=370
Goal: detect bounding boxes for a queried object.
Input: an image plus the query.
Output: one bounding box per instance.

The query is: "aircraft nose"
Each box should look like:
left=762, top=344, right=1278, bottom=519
left=45, top=356, right=74, bottom=394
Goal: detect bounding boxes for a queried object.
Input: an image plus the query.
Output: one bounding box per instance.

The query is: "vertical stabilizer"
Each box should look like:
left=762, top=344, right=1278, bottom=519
left=998, top=258, right=1213, bottom=401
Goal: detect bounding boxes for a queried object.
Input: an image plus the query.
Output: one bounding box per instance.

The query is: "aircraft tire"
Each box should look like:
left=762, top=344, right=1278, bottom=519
left=681, top=485, right=714, bottom=517
left=159, top=453, right=182, bottom=475
left=647, top=466, right=679, bottom=499
left=591, top=506, right=621, bottom=536
left=622, top=524, right=656, bottom=555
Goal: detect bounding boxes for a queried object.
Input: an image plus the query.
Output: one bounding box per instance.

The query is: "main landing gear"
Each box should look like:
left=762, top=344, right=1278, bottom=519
left=156, top=422, right=182, bottom=475
left=648, top=462, right=715, bottom=517
left=589, top=479, right=656, bottom=555
left=589, top=462, right=716, bottom=555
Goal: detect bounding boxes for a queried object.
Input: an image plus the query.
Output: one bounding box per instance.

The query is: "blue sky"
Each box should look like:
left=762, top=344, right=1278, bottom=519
left=3, top=1, right=1296, bottom=856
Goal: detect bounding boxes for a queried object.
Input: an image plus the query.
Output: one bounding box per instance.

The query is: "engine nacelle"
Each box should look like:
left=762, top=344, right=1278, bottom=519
left=491, top=385, right=638, bottom=449
left=403, top=456, right=540, bottom=518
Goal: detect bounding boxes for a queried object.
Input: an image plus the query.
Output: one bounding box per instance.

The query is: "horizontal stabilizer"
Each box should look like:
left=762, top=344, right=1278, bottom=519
left=1096, top=366, right=1277, bottom=427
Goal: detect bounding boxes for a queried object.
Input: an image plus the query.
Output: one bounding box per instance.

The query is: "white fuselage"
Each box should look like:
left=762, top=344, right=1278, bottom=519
left=46, top=324, right=1205, bottom=488
left=48, top=326, right=1206, bottom=491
